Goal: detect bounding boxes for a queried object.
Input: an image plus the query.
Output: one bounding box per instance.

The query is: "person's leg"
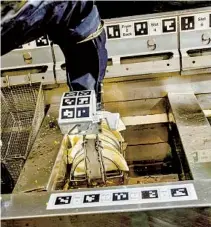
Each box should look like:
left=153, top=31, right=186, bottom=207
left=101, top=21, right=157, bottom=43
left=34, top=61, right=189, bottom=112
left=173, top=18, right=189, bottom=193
left=93, top=29, right=108, bottom=105
left=60, top=29, right=108, bottom=106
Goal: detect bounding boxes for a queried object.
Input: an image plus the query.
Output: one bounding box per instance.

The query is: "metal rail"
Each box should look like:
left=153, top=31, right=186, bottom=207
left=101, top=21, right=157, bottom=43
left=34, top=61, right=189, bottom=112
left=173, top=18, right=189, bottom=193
left=1, top=179, right=211, bottom=220
left=168, top=93, right=211, bottom=180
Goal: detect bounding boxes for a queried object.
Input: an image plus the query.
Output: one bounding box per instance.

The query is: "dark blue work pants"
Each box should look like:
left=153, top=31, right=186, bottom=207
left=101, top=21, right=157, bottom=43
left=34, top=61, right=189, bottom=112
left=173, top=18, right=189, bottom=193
left=1, top=1, right=108, bottom=102
left=59, top=29, right=107, bottom=103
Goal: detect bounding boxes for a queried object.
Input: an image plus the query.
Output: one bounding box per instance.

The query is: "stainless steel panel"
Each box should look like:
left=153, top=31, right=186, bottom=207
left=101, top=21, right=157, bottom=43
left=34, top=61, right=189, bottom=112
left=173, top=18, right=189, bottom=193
left=0, top=70, right=55, bottom=87
left=13, top=104, right=63, bottom=193
left=1, top=47, right=53, bottom=68
left=0, top=36, right=55, bottom=86
left=1, top=207, right=211, bottom=227
left=168, top=93, right=211, bottom=180
left=180, top=30, right=211, bottom=50
left=54, top=12, right=180, bottom=81
left=106, top=34, right=178, bottom=57
left=105, top=55, right=179, bottom=78
left=1, top=180, right=211, bottom=220
left=179, top=9, right=211, bottom=71
left=103, top=74, right=211, bottom=102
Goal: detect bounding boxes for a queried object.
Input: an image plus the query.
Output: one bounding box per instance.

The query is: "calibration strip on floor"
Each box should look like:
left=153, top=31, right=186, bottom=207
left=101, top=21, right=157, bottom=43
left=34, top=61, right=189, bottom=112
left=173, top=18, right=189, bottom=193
left=47, top=183, right=197, bottom=210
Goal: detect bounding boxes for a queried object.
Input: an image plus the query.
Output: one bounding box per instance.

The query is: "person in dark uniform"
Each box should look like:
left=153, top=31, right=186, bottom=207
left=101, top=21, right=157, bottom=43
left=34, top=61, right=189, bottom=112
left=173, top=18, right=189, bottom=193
left=1, top=0, right=108, bottom=105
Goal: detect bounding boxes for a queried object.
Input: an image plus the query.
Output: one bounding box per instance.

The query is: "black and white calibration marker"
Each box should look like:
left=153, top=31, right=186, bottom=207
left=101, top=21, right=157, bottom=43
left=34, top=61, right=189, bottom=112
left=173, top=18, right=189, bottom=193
left=180, top=12, right=211, bottom=31
left=105, top=16, right=177, bottom=40
left=46, top=184, right=197, bottom=210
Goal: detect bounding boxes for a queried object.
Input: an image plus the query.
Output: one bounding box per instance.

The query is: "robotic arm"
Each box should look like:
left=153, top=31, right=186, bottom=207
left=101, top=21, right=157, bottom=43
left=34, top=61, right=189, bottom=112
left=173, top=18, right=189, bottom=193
left=1, top=0, right=108, bottom=104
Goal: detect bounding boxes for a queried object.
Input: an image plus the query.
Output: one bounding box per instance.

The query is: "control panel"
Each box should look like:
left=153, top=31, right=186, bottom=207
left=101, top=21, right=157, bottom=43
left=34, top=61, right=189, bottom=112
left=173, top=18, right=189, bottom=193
left=179, top=12, right=211, bottom=72
left=104, top=15, right=179, bottom=78
left=0, top=7, right=211, bottom=87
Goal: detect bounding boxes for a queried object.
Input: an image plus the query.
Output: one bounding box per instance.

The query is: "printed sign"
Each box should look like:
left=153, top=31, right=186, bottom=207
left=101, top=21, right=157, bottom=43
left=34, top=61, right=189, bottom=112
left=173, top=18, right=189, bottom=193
left=134, top=21, right=148, bottom=36
left=16, top=35, right=49, bottom=50
left=148, top=19, right=162, bottom=35
left=59, top=90, right=94, bottom=125
left=64, top=92, right=78, bottom=97
left=78, top=91, right=91, bottom=96
left=14, top=35, right=49, bottom=50
left=35, top=35, right=49, bottom=47
left=195, top=13, right=210, bottom=30
left=61, top=106, right=91, bottom=119
left=120, top=22, right=134, bottom=38
left=76, top=107, right=90, bottom=118
left=142, top=190, right=158, bottom=199
left=106, top=25, right=121, bottom=39
left=61, top=108, right=75, bottom=119
left=84, top=194, right=100, bottom=203
left=113, top=192, right=129, bottom=201
left=180, top=13, right=211, bottom=31
left=162, top=18, right=176, bottom=33
left=62, top=98, right=76, bottom=106
left=55, top=196, right=72, bottom=205
left=181, top=16, right=195, bottom=31
left=47, top=183, right=197, bottom=210
left=77, top=97, right=90, bottom=105
left=62, top=97, right=90, bottom=107
left=171, top=188, right=188, bottom=197
left=106, top=17, right=177, bottom=40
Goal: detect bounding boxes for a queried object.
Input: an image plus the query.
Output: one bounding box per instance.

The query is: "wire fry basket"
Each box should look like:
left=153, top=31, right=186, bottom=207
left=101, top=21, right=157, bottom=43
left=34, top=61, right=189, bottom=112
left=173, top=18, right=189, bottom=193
left=1, top=83, right=45, bottom=189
